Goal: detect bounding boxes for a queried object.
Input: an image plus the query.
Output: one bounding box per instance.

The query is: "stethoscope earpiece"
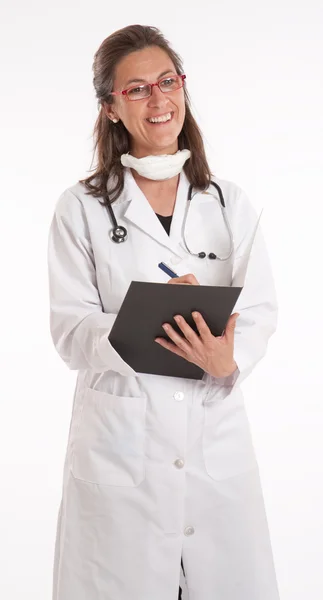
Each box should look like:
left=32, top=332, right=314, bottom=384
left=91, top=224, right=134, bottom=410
left=198, top=252, right=217, bottom=259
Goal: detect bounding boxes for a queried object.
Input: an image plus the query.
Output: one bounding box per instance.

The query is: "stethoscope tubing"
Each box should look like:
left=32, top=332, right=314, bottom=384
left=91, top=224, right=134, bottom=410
left=103, top=178, right=234, bottom=260
left=182, top=180, right=234, bottom=261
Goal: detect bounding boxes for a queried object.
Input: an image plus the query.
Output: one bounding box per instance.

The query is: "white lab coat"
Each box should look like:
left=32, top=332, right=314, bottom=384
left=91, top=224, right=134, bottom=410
left=48, top=167, right=280, bottom=600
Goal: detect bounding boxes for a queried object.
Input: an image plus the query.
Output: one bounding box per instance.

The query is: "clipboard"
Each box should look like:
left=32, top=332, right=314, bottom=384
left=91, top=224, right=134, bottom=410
left=108, top=210, right=263, bottom=379
left=109, top=282, right=242, bottom=379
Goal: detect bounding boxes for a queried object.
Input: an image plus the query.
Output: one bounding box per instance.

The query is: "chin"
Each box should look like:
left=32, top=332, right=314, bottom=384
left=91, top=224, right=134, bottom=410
left=151, top=135, right=179, bottom=151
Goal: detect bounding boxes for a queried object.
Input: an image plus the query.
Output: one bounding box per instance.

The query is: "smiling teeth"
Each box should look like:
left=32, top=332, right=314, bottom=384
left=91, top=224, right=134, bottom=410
left=147, top=112, right=172, bottom=123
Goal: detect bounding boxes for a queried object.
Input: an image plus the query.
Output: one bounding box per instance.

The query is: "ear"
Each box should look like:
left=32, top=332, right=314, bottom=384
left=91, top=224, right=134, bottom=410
left=102, top=101, right=119, bottom=123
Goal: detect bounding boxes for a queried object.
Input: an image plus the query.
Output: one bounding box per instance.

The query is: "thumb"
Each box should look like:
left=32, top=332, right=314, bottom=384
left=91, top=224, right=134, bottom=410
left=224, top=312, right=239, bottom=339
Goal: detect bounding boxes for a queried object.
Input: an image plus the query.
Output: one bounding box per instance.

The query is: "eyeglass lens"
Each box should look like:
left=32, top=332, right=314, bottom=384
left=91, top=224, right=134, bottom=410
left=127, top=75, right=184, bottom=100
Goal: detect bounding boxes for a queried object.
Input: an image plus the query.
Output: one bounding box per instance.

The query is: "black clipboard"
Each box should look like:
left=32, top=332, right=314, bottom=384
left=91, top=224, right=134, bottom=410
left=109, top=281, right=242, bottom=379
left=108, top=208, right=263, bottom=379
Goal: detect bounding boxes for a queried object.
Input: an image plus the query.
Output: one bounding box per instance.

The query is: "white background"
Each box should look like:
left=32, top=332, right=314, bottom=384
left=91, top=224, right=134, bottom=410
left=1, top=1, right=322, bottom=598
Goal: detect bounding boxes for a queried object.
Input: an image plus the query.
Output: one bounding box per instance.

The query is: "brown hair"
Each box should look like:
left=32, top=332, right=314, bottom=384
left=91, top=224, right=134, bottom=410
left=79, top=24, right=214, bottom=203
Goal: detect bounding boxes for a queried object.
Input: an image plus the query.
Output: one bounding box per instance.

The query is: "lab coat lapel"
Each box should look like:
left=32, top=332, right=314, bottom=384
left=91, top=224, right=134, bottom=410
left=168, top=168, right=190, bottom=247
left=122, top=168, right=188, bottom=254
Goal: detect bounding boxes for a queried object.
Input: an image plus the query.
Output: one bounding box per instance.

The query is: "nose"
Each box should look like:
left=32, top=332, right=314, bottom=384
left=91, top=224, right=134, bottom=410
left=147, top=84, right=169, bottom=107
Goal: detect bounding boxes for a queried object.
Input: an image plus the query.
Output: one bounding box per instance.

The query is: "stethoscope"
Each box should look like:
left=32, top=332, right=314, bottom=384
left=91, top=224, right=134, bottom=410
left=103, top=180, right=234, bottom=261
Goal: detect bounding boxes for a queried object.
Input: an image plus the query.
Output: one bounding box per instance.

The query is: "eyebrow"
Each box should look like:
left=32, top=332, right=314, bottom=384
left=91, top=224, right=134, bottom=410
left=124, top=70, right=175, bottom=87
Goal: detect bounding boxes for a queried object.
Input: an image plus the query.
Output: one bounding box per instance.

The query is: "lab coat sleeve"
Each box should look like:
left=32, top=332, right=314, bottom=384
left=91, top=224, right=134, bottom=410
left=47, top=188, right=138, bottom=376
left=209, top=368, right=240, bottom=387
left=229, top=187, right=278, bottom=389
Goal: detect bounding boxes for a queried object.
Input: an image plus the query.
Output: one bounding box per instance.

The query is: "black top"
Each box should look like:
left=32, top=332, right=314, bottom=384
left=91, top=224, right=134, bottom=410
left=156, top=213, right=173, bottom=235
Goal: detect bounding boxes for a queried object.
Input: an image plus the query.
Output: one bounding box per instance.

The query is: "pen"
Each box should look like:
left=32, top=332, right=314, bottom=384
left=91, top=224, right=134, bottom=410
left=158, top=262, right=179, bottom=279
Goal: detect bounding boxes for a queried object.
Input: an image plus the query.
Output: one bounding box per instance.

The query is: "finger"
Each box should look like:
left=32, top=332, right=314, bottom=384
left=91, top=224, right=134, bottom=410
left=154, top=337, right=187, bottom=359
left=224, top=313, right=239, bottom=343
left=173, top=315, right=200, bottom=346
left=191, top=311, right=213, bottom=342
left=160, top=323, right=191, bottom=353
left=167, top=273, right=199, bottom=285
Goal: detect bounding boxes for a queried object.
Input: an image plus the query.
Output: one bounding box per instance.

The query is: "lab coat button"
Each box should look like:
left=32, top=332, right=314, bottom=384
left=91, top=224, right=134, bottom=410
left=184, top=526, right=195, bottom=536
left=174, top=458, right=185, bottom=469
left=174, top=391, right=184, bottom=401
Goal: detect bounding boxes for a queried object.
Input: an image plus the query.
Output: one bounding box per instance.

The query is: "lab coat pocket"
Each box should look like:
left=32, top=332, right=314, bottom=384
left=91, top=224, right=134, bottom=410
left=202, top=390, right=258, bottom=480
left=71, top=388, right=147, bottom=487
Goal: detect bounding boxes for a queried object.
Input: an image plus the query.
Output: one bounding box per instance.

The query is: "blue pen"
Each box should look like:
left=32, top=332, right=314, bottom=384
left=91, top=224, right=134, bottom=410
left=158, top=262, right=179, bottom=279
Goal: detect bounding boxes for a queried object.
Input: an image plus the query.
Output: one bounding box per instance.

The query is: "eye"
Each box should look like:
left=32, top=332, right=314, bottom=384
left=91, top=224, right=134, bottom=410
left=161, top=77, right=176, bottom=86
left=128, top=86, right=145, bottom=95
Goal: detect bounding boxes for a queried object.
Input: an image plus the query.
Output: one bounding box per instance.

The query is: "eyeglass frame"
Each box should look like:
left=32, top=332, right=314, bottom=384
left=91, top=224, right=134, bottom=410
left=110, top=73, right=186, bottom=101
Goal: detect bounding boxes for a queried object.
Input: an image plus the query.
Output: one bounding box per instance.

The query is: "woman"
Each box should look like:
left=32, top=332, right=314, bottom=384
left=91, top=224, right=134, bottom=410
left=48, top=24, right=280, bottom=600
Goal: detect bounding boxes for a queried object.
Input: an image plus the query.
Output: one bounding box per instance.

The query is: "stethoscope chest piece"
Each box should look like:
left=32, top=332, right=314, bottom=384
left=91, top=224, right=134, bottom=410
left=110, top=226, right=127, bottom=243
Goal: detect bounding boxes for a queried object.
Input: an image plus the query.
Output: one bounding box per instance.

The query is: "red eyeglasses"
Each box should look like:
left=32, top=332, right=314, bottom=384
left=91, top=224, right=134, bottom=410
left=110, top=74, right=186, bottom=101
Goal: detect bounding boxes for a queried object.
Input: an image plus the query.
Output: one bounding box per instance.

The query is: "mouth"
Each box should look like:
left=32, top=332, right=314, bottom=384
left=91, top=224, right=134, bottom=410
left=145, top=111, right=174, bottom=126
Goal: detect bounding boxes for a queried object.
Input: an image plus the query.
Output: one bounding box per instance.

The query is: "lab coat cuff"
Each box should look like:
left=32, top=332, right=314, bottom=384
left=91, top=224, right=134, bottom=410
left=96, top=314, right=139, bottom=377
left=209, top=366, right=240, bottom=387
left=231, top=336, right=254, bottom=388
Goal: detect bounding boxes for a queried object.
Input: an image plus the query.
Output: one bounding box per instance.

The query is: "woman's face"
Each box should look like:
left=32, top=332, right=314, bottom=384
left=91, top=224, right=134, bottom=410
left=105, top=46, right=186, bottom=157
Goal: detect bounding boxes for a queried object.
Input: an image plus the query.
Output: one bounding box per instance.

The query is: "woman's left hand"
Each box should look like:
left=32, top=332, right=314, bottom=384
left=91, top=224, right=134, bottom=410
left=155, top=311, right=239, bottom=378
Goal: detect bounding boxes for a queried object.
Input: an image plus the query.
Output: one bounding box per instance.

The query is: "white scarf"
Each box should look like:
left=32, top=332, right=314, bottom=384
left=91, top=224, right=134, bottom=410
left=120, top=149, right=191, bottom=180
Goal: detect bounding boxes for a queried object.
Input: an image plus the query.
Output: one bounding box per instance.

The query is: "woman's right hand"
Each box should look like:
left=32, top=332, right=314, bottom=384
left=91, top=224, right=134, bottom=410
left=167, top=273, right=200, bottom=285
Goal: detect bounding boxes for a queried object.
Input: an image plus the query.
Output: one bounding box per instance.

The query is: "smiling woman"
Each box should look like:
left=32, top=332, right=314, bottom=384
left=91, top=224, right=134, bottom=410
left=105, top=46, right=186, bottom=157
left=48, top=23, right=281, bottom=600
left=79, top=26, right=212, bottom=204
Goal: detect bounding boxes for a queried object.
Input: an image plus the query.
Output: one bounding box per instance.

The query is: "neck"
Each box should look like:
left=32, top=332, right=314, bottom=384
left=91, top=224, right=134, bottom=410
left=130, top=169, right=179, bottom=191
left=130, top=141, right=178, bottom=159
